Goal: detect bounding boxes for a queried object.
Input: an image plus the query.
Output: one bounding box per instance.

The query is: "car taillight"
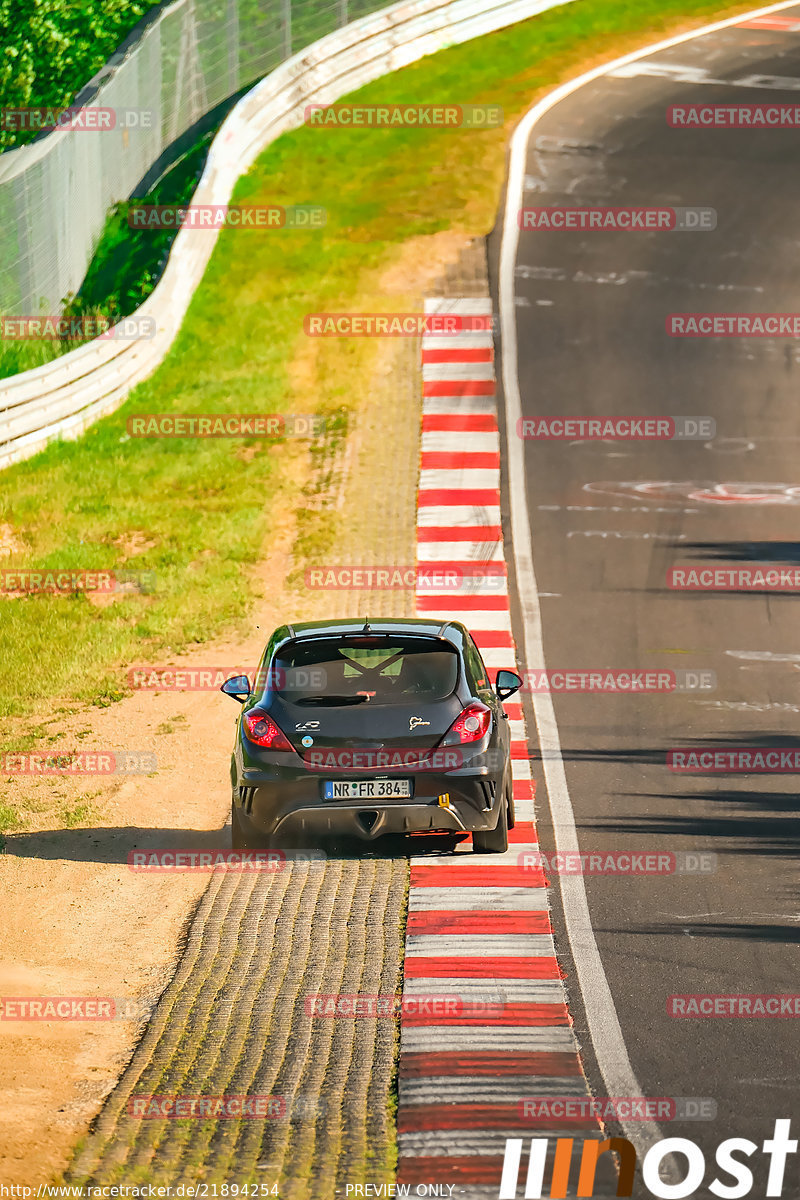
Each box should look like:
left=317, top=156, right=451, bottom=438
left=243, top=709, right=293, bottom=751
left=440, top=701, right=491, bottom=745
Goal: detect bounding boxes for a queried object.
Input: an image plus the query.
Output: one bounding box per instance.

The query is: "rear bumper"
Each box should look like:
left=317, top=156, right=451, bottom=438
left=238, top=798, right=472, bottom=842
left=234, top=764, right=505, bottom=843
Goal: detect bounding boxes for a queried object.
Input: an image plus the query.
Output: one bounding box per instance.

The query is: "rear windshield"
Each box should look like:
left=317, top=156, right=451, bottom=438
left=269, top=636, right=459, bottom=706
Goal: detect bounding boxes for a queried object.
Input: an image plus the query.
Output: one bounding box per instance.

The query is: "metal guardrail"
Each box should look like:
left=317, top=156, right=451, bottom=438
left=0, top=0, right=573, bottom=470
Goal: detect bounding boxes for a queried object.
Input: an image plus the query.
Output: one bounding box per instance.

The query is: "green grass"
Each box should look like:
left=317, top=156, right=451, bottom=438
left=0, top=800, right=19, bottom=837
left=61, top=797, right=100, bottom=828
left=0, top=0, right=753, bottom=746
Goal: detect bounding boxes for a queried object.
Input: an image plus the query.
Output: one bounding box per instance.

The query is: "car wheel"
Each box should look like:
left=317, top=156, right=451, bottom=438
left=472, top=789, right=509, bottom=854
left=505, top=775, right=515, bottom=830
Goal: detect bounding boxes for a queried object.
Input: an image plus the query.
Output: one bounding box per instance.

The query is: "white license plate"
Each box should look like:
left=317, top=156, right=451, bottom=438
left=323, top=779, right=412, bottom=800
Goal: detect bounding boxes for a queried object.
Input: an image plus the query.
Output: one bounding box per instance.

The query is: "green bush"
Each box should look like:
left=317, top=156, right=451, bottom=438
left=0, top=0, right=153, bottom=150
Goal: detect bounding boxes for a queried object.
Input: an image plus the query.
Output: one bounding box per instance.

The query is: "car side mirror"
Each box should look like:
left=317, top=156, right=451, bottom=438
left=221, top=675, right=252, bottom=703
left=495, top=669, right=522, bottom=700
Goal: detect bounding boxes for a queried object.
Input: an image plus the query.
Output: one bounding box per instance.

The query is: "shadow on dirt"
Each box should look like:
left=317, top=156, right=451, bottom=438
left=1, top=824, right=470, bottom=864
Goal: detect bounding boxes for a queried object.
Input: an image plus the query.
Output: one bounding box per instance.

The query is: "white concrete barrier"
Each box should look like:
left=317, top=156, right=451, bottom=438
left=0, top=0, right=573, bottom=470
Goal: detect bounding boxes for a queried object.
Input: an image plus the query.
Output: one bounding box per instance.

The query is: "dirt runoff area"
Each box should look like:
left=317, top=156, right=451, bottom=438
left=0, top=573, right=285, bottom=1186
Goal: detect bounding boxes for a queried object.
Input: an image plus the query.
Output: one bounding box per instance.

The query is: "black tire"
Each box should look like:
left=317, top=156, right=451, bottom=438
left=506, top=775, right=516, bottom=830
left=231, top=799, right=255, bottom=850
left=472, top=789, right=509, bottom=854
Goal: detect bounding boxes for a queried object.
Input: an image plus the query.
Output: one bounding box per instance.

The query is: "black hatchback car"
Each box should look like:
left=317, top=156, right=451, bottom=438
left=221, top=617, right=522, bottom=853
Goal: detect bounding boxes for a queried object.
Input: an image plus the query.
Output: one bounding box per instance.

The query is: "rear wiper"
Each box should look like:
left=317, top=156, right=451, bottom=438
left=294, top=694, right=370, bottom=706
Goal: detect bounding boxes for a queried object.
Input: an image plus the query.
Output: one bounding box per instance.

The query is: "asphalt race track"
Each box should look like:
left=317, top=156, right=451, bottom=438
left=491, top=7, right=800, bottom=1195
left=9, top=5, right=800, bottom=1198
